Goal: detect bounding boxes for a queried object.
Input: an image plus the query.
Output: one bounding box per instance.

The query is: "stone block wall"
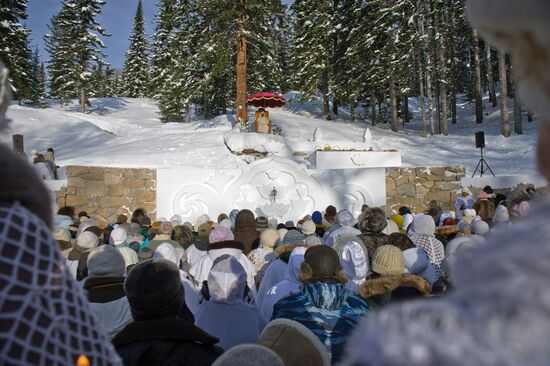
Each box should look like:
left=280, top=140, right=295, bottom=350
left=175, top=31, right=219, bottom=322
left=61, top=166, right=156, bottom=226
left=386, top=166, right=466, bottom=212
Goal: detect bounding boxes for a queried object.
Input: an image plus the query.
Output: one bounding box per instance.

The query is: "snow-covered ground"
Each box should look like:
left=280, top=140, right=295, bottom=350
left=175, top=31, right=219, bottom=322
left=2, top=94, right=540, bottom=178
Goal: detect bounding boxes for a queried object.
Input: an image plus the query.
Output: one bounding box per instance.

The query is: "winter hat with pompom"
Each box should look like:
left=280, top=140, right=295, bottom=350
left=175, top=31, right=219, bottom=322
left=87, top=245, right=126, bottom=278
left=209, top=226, right=235, bottom=244
left=301, top=220, right=316, bottom=236
left=372, top=245, right=404, bottom=276
left=260, top=228, right=279, bottom=248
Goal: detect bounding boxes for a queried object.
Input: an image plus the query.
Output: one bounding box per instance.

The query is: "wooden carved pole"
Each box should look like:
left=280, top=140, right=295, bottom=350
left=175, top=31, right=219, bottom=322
left=236, top=0, right=248, bottom=127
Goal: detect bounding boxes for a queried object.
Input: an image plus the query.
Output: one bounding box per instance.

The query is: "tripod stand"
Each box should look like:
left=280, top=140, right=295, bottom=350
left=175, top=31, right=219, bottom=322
left=472, top=146, right=495, bottom=178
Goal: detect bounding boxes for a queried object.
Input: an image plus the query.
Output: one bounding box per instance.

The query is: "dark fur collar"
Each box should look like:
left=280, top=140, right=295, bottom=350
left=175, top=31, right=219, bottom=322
left=359, top=274, right=431, bottom=299
left=207, top=240, right=244, bottom=251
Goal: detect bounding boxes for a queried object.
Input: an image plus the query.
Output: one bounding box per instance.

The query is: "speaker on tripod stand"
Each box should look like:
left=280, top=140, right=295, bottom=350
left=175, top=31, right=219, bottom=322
left=472, top=131, right=495, bottom=177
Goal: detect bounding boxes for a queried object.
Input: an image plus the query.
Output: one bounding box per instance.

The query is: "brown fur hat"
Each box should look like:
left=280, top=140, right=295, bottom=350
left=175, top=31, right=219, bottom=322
left=299, top=245, right=348, bottom=284
left=359, top=274, right=431, bottom=299
left=358, top=207, right=388, bottom=233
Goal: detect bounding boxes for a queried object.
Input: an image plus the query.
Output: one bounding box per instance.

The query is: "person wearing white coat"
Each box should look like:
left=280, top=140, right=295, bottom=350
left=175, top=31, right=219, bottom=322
left=261, top=246, right=306, bottom=321
left=324, top=209, right=361, bottom=247
left=194, top=256, right=267, bottom=350
left=189, top=227, right=257, bottom=297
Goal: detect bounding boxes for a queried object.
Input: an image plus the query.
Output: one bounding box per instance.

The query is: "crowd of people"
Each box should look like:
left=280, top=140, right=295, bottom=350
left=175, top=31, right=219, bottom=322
left=42, top=183, right=540, bottom=365
left=2, top=0, right=550, bottom=364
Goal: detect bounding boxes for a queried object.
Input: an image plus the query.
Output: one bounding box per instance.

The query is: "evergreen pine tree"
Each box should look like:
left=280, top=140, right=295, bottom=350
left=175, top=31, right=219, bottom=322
left=29, top=46, right=47, bottom=107
left=0, top=0, right=33, bottom=100
left=45, top=0, right=109, bottom=111
left=122, top=0, right=150, bottom=97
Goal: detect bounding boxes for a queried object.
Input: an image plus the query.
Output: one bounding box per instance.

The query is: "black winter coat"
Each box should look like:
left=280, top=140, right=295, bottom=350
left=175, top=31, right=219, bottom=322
left=112, top=318, right=223, bottom=366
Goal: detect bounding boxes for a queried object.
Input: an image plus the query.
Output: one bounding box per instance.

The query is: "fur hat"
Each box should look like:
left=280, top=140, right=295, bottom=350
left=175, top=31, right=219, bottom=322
left=258, top=318, right=331, bottom=366
left=471, top=220, right=490, bottom=235
left=371, top=245, right=404, bottom=276
left=409, top=214, right=436, bottom=235
left=312, top=211, right=323, bottom=224
left=172, top=225, right=193, bottom=247
left=53, top=227, right=71, bottom=242
left=301, top=220, right=316, bottom=235
left=260, top=228, right=279, bottom=248
left=359, top=207, right=388, bottom=233
left=87, top=245, right=126, bottom=278
left=116, top=215, right=128, bottom=225
left=280, top=230, right=304, bottom=247
left=256, top=216, right=269, bottom=231
left=212, top=344, right=284, bottom=366
left=124, top=259, right=184, bottom=321
left=209, top=226, right=234, bottom=244
left=300, top=245, right=347, bottom=284
left=76, top=231, right=99, bottom=250
left=109, top=227, right=127, bottom=246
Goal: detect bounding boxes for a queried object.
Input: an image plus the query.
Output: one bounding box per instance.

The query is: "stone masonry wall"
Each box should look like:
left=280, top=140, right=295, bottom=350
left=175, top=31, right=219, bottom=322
left=386, top=166, right=466, bottom=212
left=61, top=166, right=156, bottom=226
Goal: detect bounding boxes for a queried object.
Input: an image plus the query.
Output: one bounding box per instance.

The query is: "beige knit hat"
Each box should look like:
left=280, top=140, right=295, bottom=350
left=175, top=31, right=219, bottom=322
left=301, top=220, right=316, bottom=236
left=371, top=245, right=404, bottom=276
left=260, top=228, right=279, bottom=248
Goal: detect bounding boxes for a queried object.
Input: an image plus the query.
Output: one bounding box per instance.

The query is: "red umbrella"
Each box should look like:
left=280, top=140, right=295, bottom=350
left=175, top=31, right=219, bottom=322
left=247, top=92, right=286, bottom=108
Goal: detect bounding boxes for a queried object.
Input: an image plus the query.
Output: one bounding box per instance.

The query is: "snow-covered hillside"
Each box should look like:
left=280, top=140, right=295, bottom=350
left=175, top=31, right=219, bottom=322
left=3, top=95, right=540, bottom=177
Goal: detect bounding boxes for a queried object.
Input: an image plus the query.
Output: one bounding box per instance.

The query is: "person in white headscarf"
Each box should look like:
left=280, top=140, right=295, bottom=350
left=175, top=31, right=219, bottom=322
left=338, top=240, right=369, bottom=293
left=324, top=209, right=361, bottom=247
left=341, top=2, right=550, bottom=365
left=194, top=256, right=267, bottom=350
left=261, top=246, right=306, bottom=320
left=402, top=247, right=438, bottom=285
left=189, top=227, right=257, bottom=297
left=408, top=213, right=445, bottom=279
left=248, top=228, right=279, bottom=288
left=154, top=242, right=200, bottom=315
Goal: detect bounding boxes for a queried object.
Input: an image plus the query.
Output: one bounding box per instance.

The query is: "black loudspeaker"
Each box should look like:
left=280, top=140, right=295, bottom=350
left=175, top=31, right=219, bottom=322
left=475, top=131, right=485, bottom=148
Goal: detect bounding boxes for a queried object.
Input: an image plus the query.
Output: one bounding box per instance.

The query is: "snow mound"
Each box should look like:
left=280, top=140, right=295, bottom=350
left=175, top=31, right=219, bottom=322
left=224, top=128, right=288, bottom=155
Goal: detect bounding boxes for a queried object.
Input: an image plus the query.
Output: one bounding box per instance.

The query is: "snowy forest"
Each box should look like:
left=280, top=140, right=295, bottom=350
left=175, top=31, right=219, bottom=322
left=1, top=0, right=529, bottom=137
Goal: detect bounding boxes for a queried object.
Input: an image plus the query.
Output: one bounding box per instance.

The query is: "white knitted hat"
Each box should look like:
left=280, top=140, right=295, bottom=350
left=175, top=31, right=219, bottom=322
left=87, top=245, right=126, bottom=278
left=301, top=220, right=316, bottom=235
left=109, top=227, right=128, bottom=245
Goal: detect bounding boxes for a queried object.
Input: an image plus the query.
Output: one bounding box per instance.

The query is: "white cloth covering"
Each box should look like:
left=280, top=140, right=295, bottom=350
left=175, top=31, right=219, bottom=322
left=189, top=247, right=257, bottom=297
left=261, top=247, right=306, bottom=321
left=339, top=241, right=369, bottom=292
left=154, top=243, right=200, bottom=315
left=256, top=257, right=288, bottom=309
left=324, top=225, right=361, bottom=247
left=402, top=247, right=438, bottom=285
left=185, top=244, right=207, bottom=267
left=194, top=256, right=266, bottom=350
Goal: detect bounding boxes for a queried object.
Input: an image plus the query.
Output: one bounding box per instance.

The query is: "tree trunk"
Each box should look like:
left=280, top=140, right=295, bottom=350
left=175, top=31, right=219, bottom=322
left=370, top=90, right=377, bottom=126
left=499, top=50, right=510, bottom=137
left=486, top=44, right=497, bottom=107
left=473, top=29, right=483, bottom=123
left=514, top=93, right=523, bottom=134
left=404, top=94, right=410, bottom=123
left=321, top=68, right=331, bottom=120
left=332, top=100, right=338, bottom=115
left=235, top=0, right=248, bottom=125
left=418, top=54, right=427, bottom=137
left=80, top=88, right=85, bottom=113
left=435, top=81, right=441, bottom=134
left=390, top=74, right=398, bottom=132
left=350, top=100, right=356, bottom=122
left=528, top=110, right=533, bottom=122
left=439, top=24, right=448, bottom=135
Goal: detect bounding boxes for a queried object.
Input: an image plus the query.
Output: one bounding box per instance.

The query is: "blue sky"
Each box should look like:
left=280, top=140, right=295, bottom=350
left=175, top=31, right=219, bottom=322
left=27, top=0, right=292, bottom=70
